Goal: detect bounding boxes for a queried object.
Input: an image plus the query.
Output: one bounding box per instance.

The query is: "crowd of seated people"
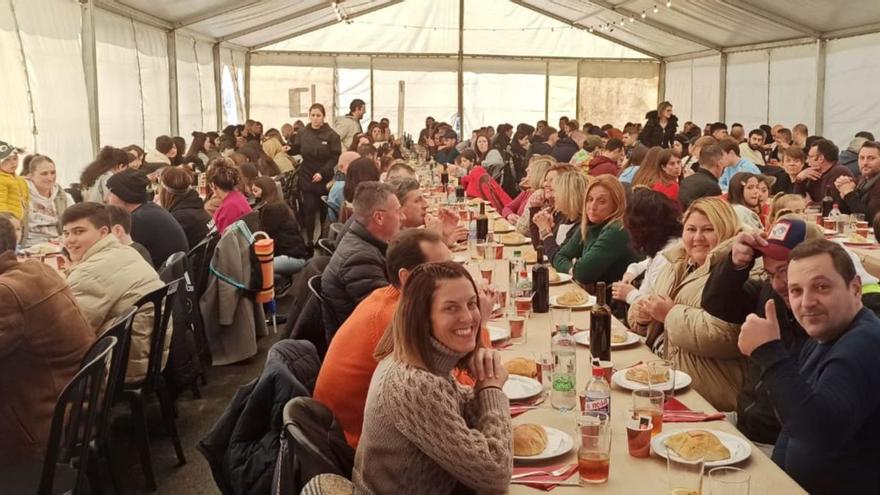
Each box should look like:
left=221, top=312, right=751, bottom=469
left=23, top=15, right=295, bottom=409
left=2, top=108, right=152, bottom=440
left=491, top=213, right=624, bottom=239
left=3, top=96, right=880, bottom=495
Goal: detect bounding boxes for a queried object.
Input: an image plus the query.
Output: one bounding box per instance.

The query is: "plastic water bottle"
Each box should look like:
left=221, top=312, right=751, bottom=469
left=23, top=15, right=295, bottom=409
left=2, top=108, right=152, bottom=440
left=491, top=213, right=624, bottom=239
left=551, top=325, right=577, bottom=412
left=581, top=362, right=611, bottom=415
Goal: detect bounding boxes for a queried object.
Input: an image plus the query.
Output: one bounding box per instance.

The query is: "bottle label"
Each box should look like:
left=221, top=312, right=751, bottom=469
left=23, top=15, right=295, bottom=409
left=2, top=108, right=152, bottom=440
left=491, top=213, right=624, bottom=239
left=584, top=397, right=610, bottom=414
left=552, top=374, right=575, bottom=392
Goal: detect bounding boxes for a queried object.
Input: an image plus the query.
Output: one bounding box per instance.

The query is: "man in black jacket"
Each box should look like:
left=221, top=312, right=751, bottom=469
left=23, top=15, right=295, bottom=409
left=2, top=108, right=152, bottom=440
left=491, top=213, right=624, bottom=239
left=702, top=217, right=823, bottom=450
left=321, top=181, right=401, bottom=340
left=678, top=143, right=725, bottom=210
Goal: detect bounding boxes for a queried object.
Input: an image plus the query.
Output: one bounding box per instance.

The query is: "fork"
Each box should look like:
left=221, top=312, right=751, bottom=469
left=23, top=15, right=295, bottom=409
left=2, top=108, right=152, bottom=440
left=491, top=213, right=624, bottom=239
left=510, top=465, right=573, bottom=480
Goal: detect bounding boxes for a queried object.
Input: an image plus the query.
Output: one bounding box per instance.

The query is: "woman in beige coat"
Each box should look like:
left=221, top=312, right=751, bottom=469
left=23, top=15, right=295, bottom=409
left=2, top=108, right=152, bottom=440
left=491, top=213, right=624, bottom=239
left=628, top=197, right=746, bottom=411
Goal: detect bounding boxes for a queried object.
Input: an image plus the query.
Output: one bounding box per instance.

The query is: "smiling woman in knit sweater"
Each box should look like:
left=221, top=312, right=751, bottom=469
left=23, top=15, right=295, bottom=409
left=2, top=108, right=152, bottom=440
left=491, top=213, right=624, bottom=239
left=354, top=261, right=512, bottom=495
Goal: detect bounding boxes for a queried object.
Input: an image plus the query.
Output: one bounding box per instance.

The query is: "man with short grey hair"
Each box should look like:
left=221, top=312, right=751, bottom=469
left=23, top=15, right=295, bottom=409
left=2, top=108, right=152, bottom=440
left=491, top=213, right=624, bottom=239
left=388, top=177, right=468, bottom=246
left=322, top=181, right=401, bottom=340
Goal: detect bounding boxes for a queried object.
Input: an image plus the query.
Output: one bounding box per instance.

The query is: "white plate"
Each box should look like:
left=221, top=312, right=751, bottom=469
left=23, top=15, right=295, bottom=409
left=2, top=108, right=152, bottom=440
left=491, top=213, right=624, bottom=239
left=503, top=375, right=543, bottom=401
left=514, top=426, right=574, bottom=461
left=488, top=325, right=510, bottom=342
left=651, top=429, right=752, bottom=467
left=452, top=253, right=469, bottom=263
left=612, top=368, right=692, bottom=392
left=548, top=273, right=573, bottom=286
left=573, top=331, right=641, bottom=348
left=549, top=294, right=596, bottom=309
left=501, top=236, right=531, bottom=246
left=843, top=239, right=875, bottom=246
left=494, top=225, right=515, bottom=234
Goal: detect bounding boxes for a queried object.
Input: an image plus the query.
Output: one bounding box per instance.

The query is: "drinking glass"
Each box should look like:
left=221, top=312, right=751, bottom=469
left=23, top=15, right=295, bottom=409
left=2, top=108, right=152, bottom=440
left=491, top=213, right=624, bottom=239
left=632, top=388, right=664, bottom=436
left=625, top=408, right=653, bottom=458
left=508, top=313, right=527, bottom=345
left=514, top=292, right=534, bottom=318
left=551, top=307, right=572, bottom=334
left=536, top=351, right=554, bottom=391
left=647, top=359, right=676, bottom=399
left=576, top=413, right=611, bottom=484
left=667, top=446, right=704, bottom=495
left=708, top=467, right=750, bottom=495
left=479, top=260, right=494, bottom=285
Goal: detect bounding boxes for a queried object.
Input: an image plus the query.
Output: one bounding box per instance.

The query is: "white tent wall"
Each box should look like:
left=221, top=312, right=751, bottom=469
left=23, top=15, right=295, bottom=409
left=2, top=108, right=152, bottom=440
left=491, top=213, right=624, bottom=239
left=96, top=10, right=147, bottom=149
left=0, top=0, right=35, bottom=159
left=824, top=32, right=880, bottom=147
left=248, top=54, right=336, bottom=132
left=175, top=34, right=218, bottom=140
left=220, top=46, right=247, bottom=128
left=373, top=58, right=459, bottom=137
left=547, top=61, right=578, bottom=126
left=4, top=0, right=93, bottom=187
left=463, top=59, right=547, bottom=134
left=663, top=55, right=722, bottom=126
left=132, top=23, right=171, bottom=149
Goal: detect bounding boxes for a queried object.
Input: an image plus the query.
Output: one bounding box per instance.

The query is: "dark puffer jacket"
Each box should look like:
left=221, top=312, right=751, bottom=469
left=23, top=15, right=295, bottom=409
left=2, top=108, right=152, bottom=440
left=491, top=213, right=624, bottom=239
left=320, top=220, right=389, bottom=341
left=292, top=123, right=341, bottom=195
left=639, top=110, right=679, bottom=148
left=198, top=340, right=320, bottom=495
left=169, top=189, right=212, bottom=248
left=701, top=254, right=808, bottom=444
left=257, top=202, right=311, bottom=260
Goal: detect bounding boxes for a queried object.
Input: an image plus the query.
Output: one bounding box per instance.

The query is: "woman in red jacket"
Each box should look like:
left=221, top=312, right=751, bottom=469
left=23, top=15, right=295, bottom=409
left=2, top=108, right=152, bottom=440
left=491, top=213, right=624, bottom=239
left=458, top=149, right=512, bottom=211
left=631, top=148, right=683, bottom=202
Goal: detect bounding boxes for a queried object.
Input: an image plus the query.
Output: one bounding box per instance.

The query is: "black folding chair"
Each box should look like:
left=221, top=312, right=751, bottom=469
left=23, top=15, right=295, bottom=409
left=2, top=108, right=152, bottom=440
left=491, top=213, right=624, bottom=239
left=160, top=251, right=208, bottom=397
left=87, top=308, right=137, bottom=495
left=120, top=279, right=187, bottom=491
left=316, top=238, right=336, bottom=257
left=328, top=222, right=345, bottom=242
left=321, top=195, right=339, bottom=220
left=0, top=336, right=117, bottom=495
left=307, top=275, right=325, bottom=306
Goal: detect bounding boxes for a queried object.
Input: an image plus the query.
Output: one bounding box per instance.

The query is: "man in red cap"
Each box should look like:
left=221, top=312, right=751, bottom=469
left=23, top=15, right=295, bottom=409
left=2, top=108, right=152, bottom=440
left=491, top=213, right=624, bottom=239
left=701, top=216, right=824, bottom=451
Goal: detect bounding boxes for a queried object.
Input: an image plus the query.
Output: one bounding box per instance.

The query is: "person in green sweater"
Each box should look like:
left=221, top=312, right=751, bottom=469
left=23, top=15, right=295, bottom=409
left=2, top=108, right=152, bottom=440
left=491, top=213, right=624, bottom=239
left=553, top=174, right=643, bottom=290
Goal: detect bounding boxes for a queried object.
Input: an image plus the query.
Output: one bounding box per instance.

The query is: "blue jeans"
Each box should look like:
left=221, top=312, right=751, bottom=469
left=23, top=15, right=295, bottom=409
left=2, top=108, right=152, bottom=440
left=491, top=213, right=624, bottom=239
left=274, top=256, right=307, bottom=277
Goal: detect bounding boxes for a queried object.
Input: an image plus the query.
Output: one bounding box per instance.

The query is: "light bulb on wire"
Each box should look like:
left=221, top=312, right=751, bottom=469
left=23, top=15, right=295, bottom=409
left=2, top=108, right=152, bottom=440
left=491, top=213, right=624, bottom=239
left=653, top=4, right=659, bottom=13
left=641, top=10, right=647, bottom=18
left=629, top=16, right=634, bottom=23
left=666, top=0, right=672, bottom=7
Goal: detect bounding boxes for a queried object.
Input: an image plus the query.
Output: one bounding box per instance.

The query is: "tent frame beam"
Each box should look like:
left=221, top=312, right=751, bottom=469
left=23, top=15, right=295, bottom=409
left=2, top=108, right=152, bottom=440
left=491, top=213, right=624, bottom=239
left=167, top=31, right=179, bottom=135
left=509, top=0, right=661, bottom=60
left=250, top=50, right=658, bottom=63
left=814, top=39, right=826, bottom=135
left=587, top=0, right=723, bottom=51
left=250, top=0, right=404, bottom=51
left=82, top=0, right=101, bottom=154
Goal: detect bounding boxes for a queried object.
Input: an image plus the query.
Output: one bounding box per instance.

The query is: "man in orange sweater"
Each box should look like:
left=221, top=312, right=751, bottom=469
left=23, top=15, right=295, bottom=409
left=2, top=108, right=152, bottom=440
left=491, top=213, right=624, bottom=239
left=314, top=228, right=491, bottom=448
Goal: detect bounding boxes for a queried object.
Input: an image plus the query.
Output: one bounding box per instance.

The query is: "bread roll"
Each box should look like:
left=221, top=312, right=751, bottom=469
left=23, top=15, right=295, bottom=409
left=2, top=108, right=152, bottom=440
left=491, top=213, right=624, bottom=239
left=514, top=424, right=548, bottom=456
left=663, top=430, right=731, bottom=462
left=504, top=357, right=537, bottom=378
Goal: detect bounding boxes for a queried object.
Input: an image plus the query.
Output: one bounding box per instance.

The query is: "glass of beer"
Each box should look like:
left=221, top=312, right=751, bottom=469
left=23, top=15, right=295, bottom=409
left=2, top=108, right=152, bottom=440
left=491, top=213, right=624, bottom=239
left=667, top=447, right=704, bottom=495
left=479, top=261, right=494, bottom=285
left=625, top=409, right=653, bottom=458
left=508, top=314, right=526, bottom=345
left=632, top=388, right=664, bottom=436
left=708, top=467, right=750, bottom=495
left=576, top=413, right=611, bottom=484
left=514, top=292, right=533, bottom=318
left=492, top=241, right=504, bottom=260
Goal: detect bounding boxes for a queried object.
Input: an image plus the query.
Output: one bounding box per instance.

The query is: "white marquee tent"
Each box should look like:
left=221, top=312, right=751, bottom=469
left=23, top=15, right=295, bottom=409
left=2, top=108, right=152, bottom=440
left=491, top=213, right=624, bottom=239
left=4, top=0, right=880, bottom=185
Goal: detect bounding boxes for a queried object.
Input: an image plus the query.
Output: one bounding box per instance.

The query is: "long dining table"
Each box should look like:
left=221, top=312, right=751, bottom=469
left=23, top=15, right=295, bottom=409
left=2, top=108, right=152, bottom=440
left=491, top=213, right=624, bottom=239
left=463, top=236, right=807, bottom=495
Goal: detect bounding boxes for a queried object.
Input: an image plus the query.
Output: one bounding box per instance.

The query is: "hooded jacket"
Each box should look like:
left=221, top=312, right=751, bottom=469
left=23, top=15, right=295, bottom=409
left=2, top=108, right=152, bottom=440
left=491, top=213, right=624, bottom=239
left=0, top=252, right=94, bottom=463
left=262, top=138, right=295, bottom=173
left=332, top=114, right=363, bottom=150
left=168, top=189, right=212, bottom=248
left=587, top=155, right=620, bottom=177
left=66, top=235, right=167, bottom=383
left=550, top=137, right=579, bottom=164
left=639, top=110, right=679, bottom=148
left=21, top=180, right=72, bottom=248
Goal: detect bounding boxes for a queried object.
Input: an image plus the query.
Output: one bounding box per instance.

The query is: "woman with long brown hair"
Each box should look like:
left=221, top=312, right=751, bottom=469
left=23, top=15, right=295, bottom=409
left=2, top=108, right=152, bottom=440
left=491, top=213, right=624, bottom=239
left=80, top=146, right=131, bottom=203
left=159, top=166, right=211, bottom=247
left=355, top=261, right=511, bottom=494
left=553, top=175, right=643, bottom=289
left=209, top=157, right=251, bottom=234
left=631, top=148, right=683, bottom=201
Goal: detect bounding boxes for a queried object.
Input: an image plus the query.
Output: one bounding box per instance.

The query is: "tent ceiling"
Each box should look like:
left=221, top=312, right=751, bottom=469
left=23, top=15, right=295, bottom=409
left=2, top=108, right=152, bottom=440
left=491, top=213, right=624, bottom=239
left=99, top=0, right=880, bottom=58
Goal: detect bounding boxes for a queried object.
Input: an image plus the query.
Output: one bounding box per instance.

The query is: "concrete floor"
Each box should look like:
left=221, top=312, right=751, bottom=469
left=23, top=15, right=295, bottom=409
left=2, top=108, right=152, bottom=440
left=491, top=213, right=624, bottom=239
left=109, top=325, right=284, bottom=494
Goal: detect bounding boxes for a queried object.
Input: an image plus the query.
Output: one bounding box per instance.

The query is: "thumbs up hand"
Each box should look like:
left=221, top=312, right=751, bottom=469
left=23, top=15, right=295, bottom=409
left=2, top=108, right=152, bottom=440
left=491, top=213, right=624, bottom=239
left=738, top=299, right=782, bottom=356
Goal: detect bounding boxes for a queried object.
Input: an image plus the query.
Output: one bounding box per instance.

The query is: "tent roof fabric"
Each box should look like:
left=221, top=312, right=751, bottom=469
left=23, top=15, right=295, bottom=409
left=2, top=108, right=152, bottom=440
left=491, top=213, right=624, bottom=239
left=97, top=0, right=880, bottom=59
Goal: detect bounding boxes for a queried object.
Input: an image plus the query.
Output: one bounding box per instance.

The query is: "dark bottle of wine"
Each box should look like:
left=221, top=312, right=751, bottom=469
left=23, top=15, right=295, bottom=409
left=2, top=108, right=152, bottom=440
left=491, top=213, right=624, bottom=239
left=532, top=246, right=549, bottom=313
left=476, top=202, right=489, bottom=241
left=589, top=281, right=612, bottom=362
left=455, top=184, right=465, bottom=201
left=821, top=185, right=834, bottom=218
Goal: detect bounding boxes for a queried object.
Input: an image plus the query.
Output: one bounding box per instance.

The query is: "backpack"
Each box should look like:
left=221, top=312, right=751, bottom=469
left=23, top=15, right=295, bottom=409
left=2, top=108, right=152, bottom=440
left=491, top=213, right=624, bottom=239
left=279, top=168, right=302, bottom=215
left=497, top=147, right=520, bottom=199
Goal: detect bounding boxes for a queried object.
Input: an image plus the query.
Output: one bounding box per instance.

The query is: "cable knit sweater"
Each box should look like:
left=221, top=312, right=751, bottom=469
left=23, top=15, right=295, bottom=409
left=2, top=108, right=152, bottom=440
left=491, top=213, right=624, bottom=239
left=353, top=339, right=512, bottom=494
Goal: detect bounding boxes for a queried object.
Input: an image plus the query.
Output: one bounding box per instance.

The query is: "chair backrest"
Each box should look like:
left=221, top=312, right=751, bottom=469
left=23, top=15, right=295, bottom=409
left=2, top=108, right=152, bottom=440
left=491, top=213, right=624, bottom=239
left=315, top=238, right=336, bottom=257
left=187, top=232, right=219, bottom=298
left=133, top=278, right=182, bottom=391
left=40, top=336, right=117, bottom=495
left=320, top=195, right=339, bottom=218
left=328, top=223, right=344, bottom=242
left=307, top=275, right=324, bottom=305
left=85, top=307, right=137, bottom=444
left=159, top=251, right=187, bottom=283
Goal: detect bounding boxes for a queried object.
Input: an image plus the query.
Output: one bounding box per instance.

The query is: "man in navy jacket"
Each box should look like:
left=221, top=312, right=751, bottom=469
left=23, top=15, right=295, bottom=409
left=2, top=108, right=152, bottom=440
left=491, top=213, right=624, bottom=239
left=738, top=239, right=880, bottom=494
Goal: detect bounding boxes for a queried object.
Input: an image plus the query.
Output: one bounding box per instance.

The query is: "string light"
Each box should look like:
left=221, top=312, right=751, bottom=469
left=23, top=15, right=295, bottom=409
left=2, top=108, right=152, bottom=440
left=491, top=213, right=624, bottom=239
left=629, top=16, right=635, bottom=23
left=666, top=0, right=672, bottom=6
left=653, top=4, right=659, bottom=13
left=641, top=10, right=647, bottom=18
